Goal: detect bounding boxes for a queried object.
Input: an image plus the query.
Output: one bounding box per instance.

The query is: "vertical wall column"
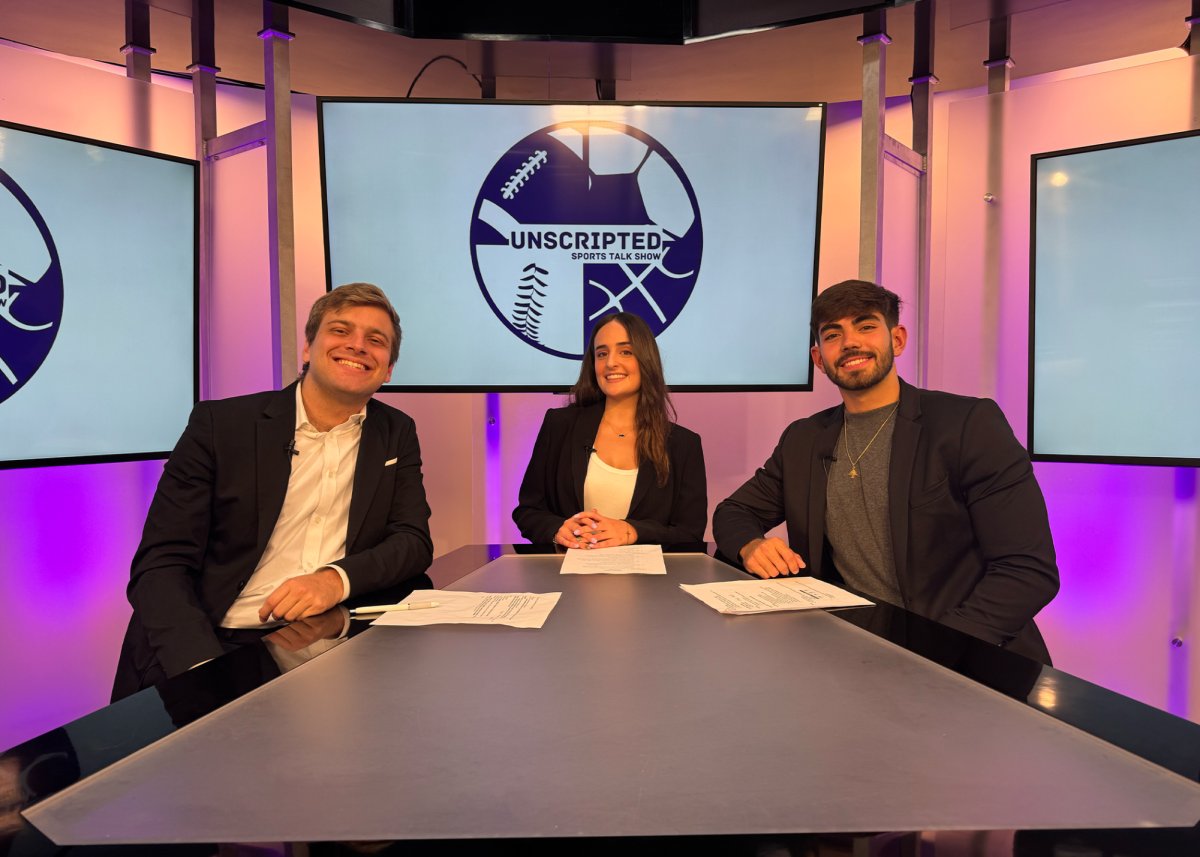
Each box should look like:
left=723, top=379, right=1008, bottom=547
left=479, top=51, right=502, bottom=544
left=260, top=1, right=298, bottom=388
left=985, top=16, right=1014, bottom=94
left=121, top=0, right=154, bottom=82
left=122, top=0, right=154, bottom=150
left=979, top=15, right=1011, bottom=399
left=910, top=0, right=937, bottom=388
left=1170, top=469, right=1196, bottom=719
left=858, top=10, right=890, bottom=283
left=189, top=0, right=219, bottom=400
left=1189, top=0, right=1200, bottom=56
left=1187, top=2, right=1200, bottom=131
left=479, top=42, right=497, bottom=99
left=1179, top=2, right=1200, bottom=723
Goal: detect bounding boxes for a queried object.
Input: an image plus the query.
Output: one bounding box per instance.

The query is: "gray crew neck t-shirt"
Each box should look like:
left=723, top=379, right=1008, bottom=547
left=825, top=403, right=902, bottom=605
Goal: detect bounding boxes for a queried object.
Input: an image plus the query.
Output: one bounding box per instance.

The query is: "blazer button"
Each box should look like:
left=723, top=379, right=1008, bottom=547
left=237, top=580, right=246, bottom=592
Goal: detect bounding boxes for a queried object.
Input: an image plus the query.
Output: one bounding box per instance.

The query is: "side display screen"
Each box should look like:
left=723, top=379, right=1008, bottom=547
left=0, top=121, right=196, bottom=468
left=1031, top=129, right=1200, bottom=465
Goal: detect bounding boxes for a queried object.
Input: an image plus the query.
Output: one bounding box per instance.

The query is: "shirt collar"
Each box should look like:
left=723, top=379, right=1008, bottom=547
left=295, top=382, right=368, bottom=434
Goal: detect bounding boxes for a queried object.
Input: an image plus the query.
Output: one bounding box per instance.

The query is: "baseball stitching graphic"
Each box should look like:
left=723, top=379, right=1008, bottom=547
left=470, top=120, right=703, bottom=359
left=0, top=164, right=63, bottom=405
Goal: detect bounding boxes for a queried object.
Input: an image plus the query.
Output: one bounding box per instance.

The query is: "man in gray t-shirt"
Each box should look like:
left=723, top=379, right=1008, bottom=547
left=825, top=403, right=901, bottom=604
left=714, top=280, right=1059, bottom=662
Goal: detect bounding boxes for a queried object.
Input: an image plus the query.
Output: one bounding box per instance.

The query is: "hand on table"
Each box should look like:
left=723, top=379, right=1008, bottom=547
left=265, top=608, right=347, bottom=652
left=740, top=537, right=805, bottom=578
left=259, top=567, right=345, bottom=623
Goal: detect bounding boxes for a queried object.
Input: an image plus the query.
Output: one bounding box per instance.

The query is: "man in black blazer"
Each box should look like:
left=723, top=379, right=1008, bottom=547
left=713, top=280, right=1059, bottom=663
left=113, top=283, right=433, bottom=700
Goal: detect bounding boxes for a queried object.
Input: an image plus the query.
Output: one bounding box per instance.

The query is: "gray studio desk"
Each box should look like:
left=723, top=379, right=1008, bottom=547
left=21, top=547, right=1200, bottom=848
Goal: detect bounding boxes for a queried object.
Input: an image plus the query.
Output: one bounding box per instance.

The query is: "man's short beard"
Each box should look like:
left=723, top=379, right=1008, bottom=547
left=826, top=342, right=895, bottom=391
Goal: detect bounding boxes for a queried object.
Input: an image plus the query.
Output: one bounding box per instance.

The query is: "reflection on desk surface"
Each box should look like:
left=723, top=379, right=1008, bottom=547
left=5, top=546, right=1200, bottom=855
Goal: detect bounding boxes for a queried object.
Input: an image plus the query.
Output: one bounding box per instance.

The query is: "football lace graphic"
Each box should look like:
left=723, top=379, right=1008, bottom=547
left=470, top=121, right=703, bottom=359
left=0, top=166, right=63, bottom=405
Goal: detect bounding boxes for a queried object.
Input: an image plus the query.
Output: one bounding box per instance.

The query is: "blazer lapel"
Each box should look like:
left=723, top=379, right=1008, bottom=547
left=347, top=400, right=388, bottom=551
left=256, top=384, right=299, bottom=557
left=627, top=463, right=655, bottom=518
left=807, top=406, right=843, bottom=573
left=570, top=403, right=605, bottom=511
left=888, top=380, right=922, bottom=599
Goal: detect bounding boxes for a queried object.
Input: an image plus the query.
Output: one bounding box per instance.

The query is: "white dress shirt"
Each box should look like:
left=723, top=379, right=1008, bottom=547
left=220, top=383, right=362, bottom=630
left=582, top=452, right=639, bottom=520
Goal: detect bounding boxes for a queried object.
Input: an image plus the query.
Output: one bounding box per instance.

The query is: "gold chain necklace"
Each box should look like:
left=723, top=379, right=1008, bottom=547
left=843, top=403, right=899, bottom=478
left=602, top=416, right=635, bottom=439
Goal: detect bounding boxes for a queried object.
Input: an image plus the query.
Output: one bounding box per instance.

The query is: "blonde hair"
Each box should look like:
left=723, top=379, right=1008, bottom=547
left=301, top=283, right=401, bottom=377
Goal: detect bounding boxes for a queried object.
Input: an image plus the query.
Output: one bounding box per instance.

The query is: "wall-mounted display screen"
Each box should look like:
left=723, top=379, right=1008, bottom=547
left=1030, top=129, right=1200, bottom=465
left=319, top=99, right=825, bottom=391
left=0, top=120, right=197, bottom=469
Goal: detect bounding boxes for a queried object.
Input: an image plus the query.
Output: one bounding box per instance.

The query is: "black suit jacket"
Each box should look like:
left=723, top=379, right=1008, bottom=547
left=713, top=379, right=1059, bottom=664
left=114, top=382, right=433, bottom=697
left=513, top=403, right=707, bottom=545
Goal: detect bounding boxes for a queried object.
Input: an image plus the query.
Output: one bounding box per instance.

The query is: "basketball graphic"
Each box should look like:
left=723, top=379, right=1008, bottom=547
left=0, top=165, right=63, bottom=405
left=470, top=121, right=703, bottom=359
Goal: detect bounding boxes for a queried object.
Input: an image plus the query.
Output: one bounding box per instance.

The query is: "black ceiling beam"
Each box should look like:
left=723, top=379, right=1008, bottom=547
left=273, top=0, right=917, bottom=45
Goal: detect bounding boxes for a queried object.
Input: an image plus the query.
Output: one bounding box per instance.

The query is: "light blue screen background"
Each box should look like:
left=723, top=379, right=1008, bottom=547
left=1033, top=134, right=1200, bottom=460
left=0, top=126, right=195, bottom=464
left=321, top=102, right=823, bottom=388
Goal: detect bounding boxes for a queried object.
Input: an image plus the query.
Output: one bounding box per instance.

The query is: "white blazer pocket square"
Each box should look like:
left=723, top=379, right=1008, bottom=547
left=384, top=458, right=398, bottom=467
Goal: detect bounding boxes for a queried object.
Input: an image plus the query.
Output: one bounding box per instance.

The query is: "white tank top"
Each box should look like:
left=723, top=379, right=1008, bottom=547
left=582, top=452, right=639, bottom=519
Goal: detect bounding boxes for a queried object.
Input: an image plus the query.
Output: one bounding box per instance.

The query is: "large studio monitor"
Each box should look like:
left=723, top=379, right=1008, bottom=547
left=0, top=121, right=197, bottom=469
left=1030, top=128, right=1200, bottom=465
left=319, top=99, right=825, bottom=391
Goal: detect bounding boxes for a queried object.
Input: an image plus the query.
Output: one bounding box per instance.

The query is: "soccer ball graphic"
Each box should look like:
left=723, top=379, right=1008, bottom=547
left=470, top=120, right=702, bottom=359
left=0, top=164, right=62, bottom=406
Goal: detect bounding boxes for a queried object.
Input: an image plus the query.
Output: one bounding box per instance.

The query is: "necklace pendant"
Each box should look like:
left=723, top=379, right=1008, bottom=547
left=849, top=468, right=858, bottom=478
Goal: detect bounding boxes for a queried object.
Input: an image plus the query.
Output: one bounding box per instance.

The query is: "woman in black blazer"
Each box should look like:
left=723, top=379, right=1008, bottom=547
left=513, top=312, right=707, bottom=548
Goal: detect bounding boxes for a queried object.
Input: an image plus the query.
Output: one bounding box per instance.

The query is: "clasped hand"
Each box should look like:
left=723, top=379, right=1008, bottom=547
left=259, top=567, right=345, bottom=623
left=554, top=509, right=638, bottom=550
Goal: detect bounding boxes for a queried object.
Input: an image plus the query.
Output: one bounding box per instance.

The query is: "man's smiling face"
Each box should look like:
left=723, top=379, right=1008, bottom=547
left=811, top=311, right=905, bottom=392
left=302, top=304, right=395, bottom=401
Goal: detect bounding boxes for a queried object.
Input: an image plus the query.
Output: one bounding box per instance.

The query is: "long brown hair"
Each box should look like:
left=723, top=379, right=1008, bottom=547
left=570, top=312, right=676, bottom=486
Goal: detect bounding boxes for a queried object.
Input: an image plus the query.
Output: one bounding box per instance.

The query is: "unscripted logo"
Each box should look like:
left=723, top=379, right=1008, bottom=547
left=470, top=120, right=702, bottom=359
left=0, top=164, right=63, bottom=405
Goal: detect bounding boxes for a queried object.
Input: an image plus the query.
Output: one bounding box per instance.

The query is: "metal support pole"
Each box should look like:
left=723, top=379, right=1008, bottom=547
left=260, top=1, right=298, bottom=388
left=122, top=0, right=155, bottom=82
left=910, top=0, right=937, bottom=388
left=979, top=14, right=1010, bottom=398
left=985, top=16, right=1013, bottom=94
left=1190, top=1, right=1200, bottom=56
left=123, top=0, right=154, bottom=150
left=479, top=41, right=497, bottom=99
left=189, top=0, right=219, bottom=400
left=597, top=43, right=618, bottom=101
left=1169, top=468, right=1196, bottom=719
left=1187, top=3, right=1200, bottom=131
left=858, top=11, right=890, bottom=284
left=478, top=37, right=502, bottom=542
